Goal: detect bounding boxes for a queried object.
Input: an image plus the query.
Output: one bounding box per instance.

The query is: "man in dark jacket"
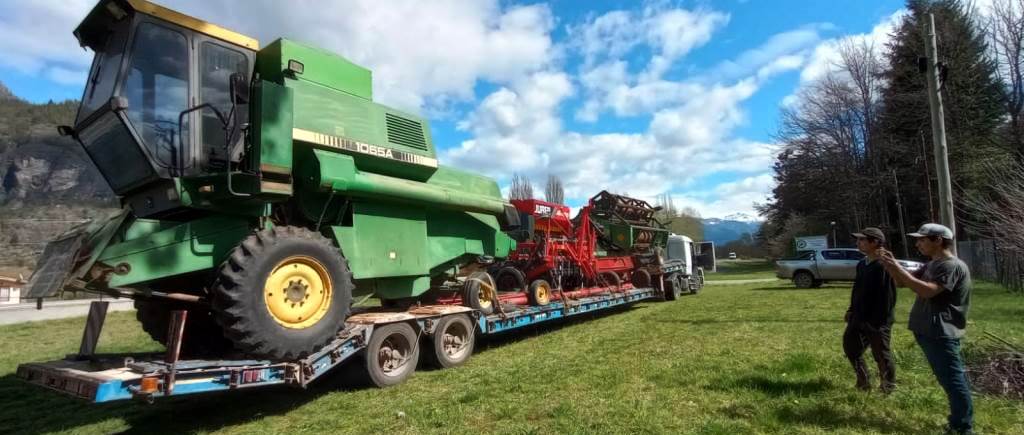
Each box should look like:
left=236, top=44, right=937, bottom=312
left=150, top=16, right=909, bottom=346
left=844, top=227, right=897, bottom=393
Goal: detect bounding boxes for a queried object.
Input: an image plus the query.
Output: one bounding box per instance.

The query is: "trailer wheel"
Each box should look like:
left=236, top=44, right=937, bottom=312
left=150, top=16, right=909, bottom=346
left=631, top=269, right=652, bottom=289
left=365, top=322, right=419, bottom=387
left=600, top=272, right=621, bottom=290
left=426, top=314, right=475, bottom=369
left=134, top=300, right=232, bottom=356
left=211, top=226, right=353, bottom=359
left=494, top=266, right=525, bottom=292
left=463, top=271, right=496, bottom=315
left=527, top=279, right=552, bottom=306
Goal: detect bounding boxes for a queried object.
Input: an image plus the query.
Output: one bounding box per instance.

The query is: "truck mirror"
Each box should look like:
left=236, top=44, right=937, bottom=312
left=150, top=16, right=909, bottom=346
left=57, top=125, right=75, bottom=137
left=230, top=72, right=250, bottom=105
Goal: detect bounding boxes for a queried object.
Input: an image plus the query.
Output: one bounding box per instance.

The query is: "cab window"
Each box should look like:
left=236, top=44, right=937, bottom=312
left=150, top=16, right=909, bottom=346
left=122, top=22, right=190, bottom=169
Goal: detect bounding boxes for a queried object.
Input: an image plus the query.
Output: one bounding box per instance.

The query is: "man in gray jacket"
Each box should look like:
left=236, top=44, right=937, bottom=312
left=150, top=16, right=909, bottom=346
left=880, top=223, right=973, bottom=435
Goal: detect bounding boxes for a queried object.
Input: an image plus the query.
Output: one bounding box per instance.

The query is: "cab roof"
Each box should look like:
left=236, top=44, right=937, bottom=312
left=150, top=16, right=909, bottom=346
left=75, top=0, right=258, bottom=51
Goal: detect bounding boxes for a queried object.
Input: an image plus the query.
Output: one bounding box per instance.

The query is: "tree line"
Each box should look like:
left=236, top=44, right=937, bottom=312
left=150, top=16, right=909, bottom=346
left=759, top=0, right=1023, bottom=258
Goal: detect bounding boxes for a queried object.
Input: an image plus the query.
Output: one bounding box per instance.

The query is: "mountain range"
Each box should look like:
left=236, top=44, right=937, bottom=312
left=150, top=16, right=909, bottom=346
left=701, top=214, right=761, bottom=246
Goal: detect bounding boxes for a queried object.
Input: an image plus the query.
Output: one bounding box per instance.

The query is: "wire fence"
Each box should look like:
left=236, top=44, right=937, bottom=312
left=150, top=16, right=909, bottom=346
left=958, top=240, right=1024, bottom=294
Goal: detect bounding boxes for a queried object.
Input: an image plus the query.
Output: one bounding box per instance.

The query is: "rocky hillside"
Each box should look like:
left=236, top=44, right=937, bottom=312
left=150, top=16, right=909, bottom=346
left=0, top=82, right=117, bottom=273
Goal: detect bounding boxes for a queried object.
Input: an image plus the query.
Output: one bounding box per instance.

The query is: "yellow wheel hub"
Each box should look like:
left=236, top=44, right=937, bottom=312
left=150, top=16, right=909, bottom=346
left=264, top=256, right=333, bottom=329
left=535, top=282, right=551, bottom=305
left=477, top=284, right=493, bottom=310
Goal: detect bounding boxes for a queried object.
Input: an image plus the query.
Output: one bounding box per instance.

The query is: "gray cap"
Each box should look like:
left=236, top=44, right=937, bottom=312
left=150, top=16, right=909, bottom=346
left=851, top=227, right=886, bottom=243
left=908, top=223, right=954, bottom=239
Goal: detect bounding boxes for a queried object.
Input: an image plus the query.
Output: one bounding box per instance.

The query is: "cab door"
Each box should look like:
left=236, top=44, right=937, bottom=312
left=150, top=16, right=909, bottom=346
left=194, top=36, right=255, bottom=171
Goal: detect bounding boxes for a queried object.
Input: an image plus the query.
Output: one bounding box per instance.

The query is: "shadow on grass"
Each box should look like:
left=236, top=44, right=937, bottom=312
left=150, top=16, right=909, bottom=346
left=657, top=317, right=843, bottom=325
left=728, top=375, right=833, bottom=396
left=773, top=402, right=921, bottom=434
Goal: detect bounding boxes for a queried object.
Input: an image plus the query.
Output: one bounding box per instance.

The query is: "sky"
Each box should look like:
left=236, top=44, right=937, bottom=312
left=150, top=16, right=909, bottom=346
left=0, top=0, right=912, bottom=219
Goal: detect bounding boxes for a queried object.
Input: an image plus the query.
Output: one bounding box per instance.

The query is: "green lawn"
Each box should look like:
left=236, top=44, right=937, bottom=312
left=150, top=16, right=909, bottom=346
left=708, top=259, right=781, bottom=281
left=1, top=281, right=1022, bottom=434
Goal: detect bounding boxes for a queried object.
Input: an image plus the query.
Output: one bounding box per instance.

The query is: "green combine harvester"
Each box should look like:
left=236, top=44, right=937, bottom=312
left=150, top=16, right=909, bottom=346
left=26, top=0, right=518, bottom=359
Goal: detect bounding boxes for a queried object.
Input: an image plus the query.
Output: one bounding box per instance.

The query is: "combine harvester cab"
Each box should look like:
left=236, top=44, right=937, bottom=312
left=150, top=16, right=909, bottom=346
left=23, top=0, right=518, bottom=361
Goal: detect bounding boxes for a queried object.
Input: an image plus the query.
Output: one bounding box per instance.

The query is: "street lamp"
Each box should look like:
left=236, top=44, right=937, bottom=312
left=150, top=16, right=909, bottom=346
left=830, top=221, right=837, bottom=248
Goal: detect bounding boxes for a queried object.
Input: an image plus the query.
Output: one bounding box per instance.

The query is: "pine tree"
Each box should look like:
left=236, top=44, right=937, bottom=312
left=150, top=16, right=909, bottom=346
left=878, top=0, right=1009, bottom=235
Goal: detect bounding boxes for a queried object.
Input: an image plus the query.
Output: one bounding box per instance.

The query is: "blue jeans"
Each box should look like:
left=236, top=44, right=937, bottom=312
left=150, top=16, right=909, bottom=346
left=915, top=334, right=973, bottom=433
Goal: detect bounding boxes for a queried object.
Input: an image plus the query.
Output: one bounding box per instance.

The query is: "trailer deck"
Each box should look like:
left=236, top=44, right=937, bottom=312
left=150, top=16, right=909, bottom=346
left=16, top=286, right=660, bottom=403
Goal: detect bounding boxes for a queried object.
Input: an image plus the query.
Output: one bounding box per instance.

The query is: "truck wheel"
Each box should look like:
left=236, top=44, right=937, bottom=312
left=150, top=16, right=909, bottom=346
left=211, top=226, right=353, bottom=360
left=134, top=300, right=232, bottom=356
left=600, top=272, right=622, bottom=291
left=365, top=322, right=419, bottom=387
left=426, top=314, right=475, bottom=369
left=663, top=274, right=681, bottom=301
left=793, top=271, right=814, bottom=289
left=527, top=279, right=552, bottom=306
left=463, top=271, right=495, bottom=315
left=631, top=269, right=652, bottom=289
left=494, top=266, right=525, bottom=292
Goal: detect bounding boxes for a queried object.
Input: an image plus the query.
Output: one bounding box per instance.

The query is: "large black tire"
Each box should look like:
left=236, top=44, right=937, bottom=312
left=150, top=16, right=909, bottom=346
left=793, top=271, right=815, bottom=289
left=365, top=322, right=419, bottom=387
left=134, top=299, right=232, bottom=357
left=424, top=314, right=475, bottom=369
left=211, top=226, right=353, bottom=360
left=527, top=279, right=552, bottom=306
left=664, top=273, right=682, bottom=301
left=462, top=271, right=496, bottom=315
left=631, top=269, right=652, bottom=289
left=494, top=266, right=525, bottom=292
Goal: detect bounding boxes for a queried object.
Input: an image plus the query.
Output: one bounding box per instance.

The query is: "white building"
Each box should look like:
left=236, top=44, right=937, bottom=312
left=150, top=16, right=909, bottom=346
left=0, top=275, right=25, bottom=305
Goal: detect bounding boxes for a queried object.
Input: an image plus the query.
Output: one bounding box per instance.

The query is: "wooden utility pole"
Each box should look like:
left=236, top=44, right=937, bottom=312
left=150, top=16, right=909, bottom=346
left=924, top=13, right=957, bottom=254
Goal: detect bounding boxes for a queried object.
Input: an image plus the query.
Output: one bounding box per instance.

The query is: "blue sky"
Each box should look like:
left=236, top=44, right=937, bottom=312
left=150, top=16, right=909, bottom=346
left=0, top=0, right=907, bottom=218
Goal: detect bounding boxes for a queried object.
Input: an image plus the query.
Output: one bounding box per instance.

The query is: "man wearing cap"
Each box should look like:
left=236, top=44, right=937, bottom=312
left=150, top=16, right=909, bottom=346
left=844, top=227, right=897, bottom=393
left=880, top=223, right=973, bottom=435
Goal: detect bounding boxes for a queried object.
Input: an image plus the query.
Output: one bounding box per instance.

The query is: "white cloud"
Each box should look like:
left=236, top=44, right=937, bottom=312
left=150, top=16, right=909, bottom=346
left=46, top=67, right=87, bottom=86
left=0, top=1, right=93, bottom=76
left=798, top=10, right=905, bottom=85
left=711, top=24, right=828, bottom=81
left=1, top=0, right=557, bottom=113
left=173, top=0, right=558, bottom=113
left=667, top=173, right=776, bottom=219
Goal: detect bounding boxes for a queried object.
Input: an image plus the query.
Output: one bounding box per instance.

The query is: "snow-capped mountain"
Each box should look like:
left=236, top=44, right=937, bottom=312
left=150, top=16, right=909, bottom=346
left=721, top=212, right=760, bottom=223
left=701, top=215, right=762, bottom=245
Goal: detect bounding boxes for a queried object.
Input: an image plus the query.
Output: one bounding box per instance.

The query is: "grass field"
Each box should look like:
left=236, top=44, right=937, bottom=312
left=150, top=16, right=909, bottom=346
left=708, top=259, right=781, bottom=281
left=1, top=261, right=1022, bottom=434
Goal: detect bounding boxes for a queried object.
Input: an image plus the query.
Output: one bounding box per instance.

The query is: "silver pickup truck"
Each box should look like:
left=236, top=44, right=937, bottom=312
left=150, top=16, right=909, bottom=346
left=775, top=249, right=924, bottom=288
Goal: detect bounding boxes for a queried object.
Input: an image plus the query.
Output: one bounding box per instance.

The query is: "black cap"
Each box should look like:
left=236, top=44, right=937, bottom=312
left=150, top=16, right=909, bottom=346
left=851, top=227, right=886, bottom=243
